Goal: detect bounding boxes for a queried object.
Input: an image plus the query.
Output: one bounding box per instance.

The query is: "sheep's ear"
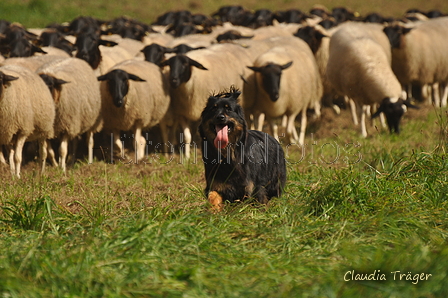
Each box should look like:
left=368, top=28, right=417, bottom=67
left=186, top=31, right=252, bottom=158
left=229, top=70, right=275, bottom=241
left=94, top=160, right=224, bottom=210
left=188, top=57, right=207, bottom=70
left=54, top=78, right=70, bottom=86
left=371, top=104, right=384, bottom=119
left=403, top=99, right=419, bottom=109
left=160, top=59, right=170, bottom=67
left=32, top=44, right=47, bottom=54
left=97, top=74, right=109, bottom=81
left=247, top=66, right=263, bottom=72
left=402, top=27, right=413, bottom=35
left=315, top=30, right=328, bottom=40
left=99, top=40, right=118, bottom=47
left=2, top=74, right=19, bottom=83
left=128, top=74, right=146, bottom=82
left=281, top=61, right=293, bottom=70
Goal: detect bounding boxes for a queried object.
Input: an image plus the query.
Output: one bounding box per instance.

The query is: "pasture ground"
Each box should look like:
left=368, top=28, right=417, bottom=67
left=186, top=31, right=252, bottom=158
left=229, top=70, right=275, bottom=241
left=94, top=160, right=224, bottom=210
left=0, top=104, right=447, bottom=297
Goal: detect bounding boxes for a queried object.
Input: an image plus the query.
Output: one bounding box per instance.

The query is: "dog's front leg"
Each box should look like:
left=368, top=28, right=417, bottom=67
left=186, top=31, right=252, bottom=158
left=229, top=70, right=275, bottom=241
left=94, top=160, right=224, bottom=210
left=208, top=191, right=223, bottom=212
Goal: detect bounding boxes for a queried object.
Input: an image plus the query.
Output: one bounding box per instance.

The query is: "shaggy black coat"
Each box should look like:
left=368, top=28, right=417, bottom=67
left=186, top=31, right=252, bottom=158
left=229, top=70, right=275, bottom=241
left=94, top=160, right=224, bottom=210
left=198, top=88, right=286, bottom=207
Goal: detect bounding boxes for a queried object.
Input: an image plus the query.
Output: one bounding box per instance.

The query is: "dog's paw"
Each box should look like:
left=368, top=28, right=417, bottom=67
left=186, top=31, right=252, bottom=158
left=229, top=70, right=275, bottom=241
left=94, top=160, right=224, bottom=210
left=208, top=191, right=223, bottom=212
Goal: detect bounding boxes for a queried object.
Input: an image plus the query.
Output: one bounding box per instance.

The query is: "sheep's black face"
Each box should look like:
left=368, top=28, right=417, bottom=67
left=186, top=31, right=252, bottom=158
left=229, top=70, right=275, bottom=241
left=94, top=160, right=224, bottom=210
left=161, top=54, right=207, bottom=89
left=260, top=64, right=283, bottom=102
left=141, top=44, right=169, bottom=66
left=248, top=62, right=292, bottom=102
left=9, top=38, right=45, bottom=58
left=98, top=69, right=146, bottom=108
left=75, top=33, right=101, bottom=69
left=384, top=102, right=405, bottom=134
left=383, top=25, right=412, bottom=49
left=294, top=26, right=326, bottom=54
left=38, top=74, right=69, bottom=102
left=373, top=98, right=406, bottom=134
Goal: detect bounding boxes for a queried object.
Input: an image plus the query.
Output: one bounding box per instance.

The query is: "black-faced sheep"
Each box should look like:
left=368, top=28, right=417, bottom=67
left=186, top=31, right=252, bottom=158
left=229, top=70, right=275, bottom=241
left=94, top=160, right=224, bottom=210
left=37, top=57, right=103, bottom=172
left=161, top=43, right=254, bottom=160
left=98, top=59, right=170, bottom=162
left=247, top=36, right=323, bottom=145
left=326, top=23, right=417, bottom=137
left=383, top=17, right=448, bottom=107
left=74, top=32, right=133, bottom=76
left=0, top=64, right=55, bottom=178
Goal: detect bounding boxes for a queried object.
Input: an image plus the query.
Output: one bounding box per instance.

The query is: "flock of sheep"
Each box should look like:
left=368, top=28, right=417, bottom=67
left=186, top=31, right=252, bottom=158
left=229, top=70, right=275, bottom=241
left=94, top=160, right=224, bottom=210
left=0, top=5, right=447, bottom=177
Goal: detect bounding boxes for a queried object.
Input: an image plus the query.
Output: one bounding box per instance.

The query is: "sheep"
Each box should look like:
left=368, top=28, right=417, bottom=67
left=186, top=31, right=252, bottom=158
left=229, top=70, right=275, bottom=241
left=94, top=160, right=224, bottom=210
left=160, top=42, right=255, bottom=160
left=326, top=22, right=417, bottom=137
left=383, top=17, right=448, bottom=107
left=74, top=32, right=133, bottom=76
left=97, top=59, right=170, bottom=162
left=0, top=55, right=70, bottom=73
left=247, top=36, right=323, bottom=145
left=0, top=64, right=55, bottom=178
left=37, top=57, right=103, bottom=172
left=294, top=24, right=341, bottom=113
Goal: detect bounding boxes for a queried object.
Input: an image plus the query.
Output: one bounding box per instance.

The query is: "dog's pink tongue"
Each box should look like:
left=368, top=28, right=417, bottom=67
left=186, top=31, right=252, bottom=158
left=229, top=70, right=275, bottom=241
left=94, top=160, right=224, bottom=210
left=214, top=125, right=229, bottom=149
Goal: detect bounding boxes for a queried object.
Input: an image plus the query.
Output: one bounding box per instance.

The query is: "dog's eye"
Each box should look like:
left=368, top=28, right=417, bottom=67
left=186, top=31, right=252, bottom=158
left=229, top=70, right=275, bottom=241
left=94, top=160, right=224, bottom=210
left=225, top=105, right=232, bottom=111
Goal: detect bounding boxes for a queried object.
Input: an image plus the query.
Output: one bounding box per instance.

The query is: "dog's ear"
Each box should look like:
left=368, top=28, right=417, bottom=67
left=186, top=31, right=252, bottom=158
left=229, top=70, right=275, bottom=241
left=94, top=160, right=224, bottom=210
left=229, top=90, right=241, bottom=101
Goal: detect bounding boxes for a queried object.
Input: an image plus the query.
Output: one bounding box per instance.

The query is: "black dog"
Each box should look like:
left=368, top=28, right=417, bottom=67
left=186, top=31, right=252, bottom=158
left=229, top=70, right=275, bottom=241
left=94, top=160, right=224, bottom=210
left=198, top=87, right=287, bottom=210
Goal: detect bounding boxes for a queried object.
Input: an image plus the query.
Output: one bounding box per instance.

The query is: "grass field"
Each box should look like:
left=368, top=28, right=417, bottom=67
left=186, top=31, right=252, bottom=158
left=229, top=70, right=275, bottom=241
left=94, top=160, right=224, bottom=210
left=1, top=1, right=448, bottom=297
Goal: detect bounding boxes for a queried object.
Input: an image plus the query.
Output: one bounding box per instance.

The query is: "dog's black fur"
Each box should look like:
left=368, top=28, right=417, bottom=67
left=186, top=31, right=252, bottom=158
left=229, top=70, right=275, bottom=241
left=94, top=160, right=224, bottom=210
left=198, top=87, right=287, bottom=209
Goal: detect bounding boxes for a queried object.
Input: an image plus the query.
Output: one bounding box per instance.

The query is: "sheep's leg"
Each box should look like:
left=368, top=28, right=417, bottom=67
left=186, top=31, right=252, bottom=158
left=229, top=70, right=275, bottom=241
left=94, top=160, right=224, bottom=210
left=360, top=105, right=368, bottom=138
left=159, top=121, right=173, bottom=158
left=255, top=112, right=265, bottom=131
left=433, top=82, right=441, bottom=107
left=422, top=84, right=431, bottom=104
left=59, top=134, right=69, bottom=173
left=87, top=131, right=94, bottom=164
left=8, top=145, right=15, bottom=176
left=379, top=111, right=387, bottom=129
left=298, top=110, right=307, bottom=145
left=38, top=138, right=47, bottom=175
left=109, top=130, right=124, bottom=161
left=292, top=119, right=299, bottom=143
left=0, top=149, right=6, bottom=165
left=12, top=135, right=26, bottom=178
left=46, top=140, right=58, bottom=167
left=346, top=96, right=358, bottom=125
left=268, top=118, right=279, bottom=141
left=440, top=83, right=448, bottom=108
left=134, top=126, right=146, bottom=162
left=180, top=118, right=192, bottom=161
left=406, top=83, right=412, bottom=100
left=281, top=114, right=287, bottom=129
left=313, top=100, right=321, bottom=118
left=245, top=111, right=254, bottom=130
left=67, top=137, right=79, bottom=167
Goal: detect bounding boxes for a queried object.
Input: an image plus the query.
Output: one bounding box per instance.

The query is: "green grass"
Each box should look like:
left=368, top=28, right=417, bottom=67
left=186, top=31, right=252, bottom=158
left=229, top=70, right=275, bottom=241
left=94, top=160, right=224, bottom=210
left=0, top=107, right=447, bottom=297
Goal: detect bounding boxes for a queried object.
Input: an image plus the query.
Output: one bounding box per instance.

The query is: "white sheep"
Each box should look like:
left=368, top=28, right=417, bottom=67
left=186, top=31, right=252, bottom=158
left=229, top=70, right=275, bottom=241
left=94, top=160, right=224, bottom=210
left=161, top=42, right=254, bottom=160
left=37, top=57, right=103, bottom=172
left=383, top=17, right=448, bottom=107
left=0, top=64, right=55, bottom=178
left=98, top=59, right=171, bottom=162
left=247, top=36, right=323, bottom=145
left=1, top=55, right=68, bottom=71
left=326, top=23, right=416, bottom=137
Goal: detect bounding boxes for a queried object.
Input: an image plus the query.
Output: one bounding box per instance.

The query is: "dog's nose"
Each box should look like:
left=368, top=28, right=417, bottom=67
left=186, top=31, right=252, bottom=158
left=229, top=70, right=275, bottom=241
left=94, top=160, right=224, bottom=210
left=216, top=114, right=226, bottom=122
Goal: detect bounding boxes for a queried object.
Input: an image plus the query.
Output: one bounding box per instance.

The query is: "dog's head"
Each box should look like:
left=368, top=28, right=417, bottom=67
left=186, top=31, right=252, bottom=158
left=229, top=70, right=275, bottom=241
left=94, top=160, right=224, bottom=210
left=199, top=87, right=247, bottom=149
